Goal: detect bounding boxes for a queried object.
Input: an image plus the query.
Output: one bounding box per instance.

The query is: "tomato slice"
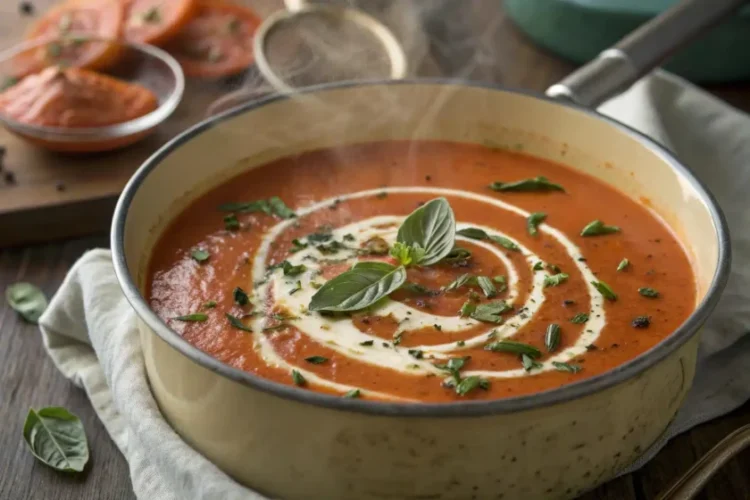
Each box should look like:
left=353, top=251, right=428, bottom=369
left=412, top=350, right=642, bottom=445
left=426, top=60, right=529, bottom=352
left=123, top=0, right=198, bottom=46
left=22, top=0, right=125, bottom=72
left=0, top=66, right=158, bottom=128
left=165, top=0, right=261, bottom=79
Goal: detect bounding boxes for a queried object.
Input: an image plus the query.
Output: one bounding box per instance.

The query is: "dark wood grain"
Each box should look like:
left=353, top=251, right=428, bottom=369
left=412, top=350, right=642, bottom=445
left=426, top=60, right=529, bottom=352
left=2, top=1, right=750, bottom=499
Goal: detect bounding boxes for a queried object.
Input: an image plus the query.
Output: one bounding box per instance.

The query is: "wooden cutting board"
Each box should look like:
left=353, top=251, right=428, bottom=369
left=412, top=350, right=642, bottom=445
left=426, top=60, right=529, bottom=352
left=0, top=0, right=440, bottom=247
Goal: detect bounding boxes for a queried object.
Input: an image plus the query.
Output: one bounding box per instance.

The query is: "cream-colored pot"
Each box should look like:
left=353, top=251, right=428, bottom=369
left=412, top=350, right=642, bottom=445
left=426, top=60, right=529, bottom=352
left=112, top=81, right=730, bottom=499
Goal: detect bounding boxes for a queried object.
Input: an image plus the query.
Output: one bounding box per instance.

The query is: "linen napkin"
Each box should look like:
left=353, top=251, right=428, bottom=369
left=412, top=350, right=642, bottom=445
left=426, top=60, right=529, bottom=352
left=38, top=70, right=750, bottom=499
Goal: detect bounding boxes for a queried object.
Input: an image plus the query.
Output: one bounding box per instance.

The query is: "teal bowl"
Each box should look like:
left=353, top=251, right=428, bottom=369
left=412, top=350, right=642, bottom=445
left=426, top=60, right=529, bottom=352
left=505, top=0, right=750, bottom=83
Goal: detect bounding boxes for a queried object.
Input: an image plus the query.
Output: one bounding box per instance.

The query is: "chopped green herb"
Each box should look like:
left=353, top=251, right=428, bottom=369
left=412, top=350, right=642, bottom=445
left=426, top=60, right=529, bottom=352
left=224, top=214, right=240, bottom=230
left=581, top=220, right=620, bottom=237
left=359, top=340, right=374, bottom=346
left=443, top=247, right=472, bottom=263
left=233, top=287, right=249, bottom=306
left=343, top=234, right=356, bottom=242
left=225, top=313, right=252, bottom=332
left=393, top=332, right=404, bottom=346
left=522, top=353, right=543, bottom=371
left=191, top=248, right=210, bottom=262
left=548, top=264, right=562, bottom=273
left=289, top=281, right=303, bottom=295
left=459, top=300, right=477, bottom=317
left=527, top=212, right=547, bottom=236
left=281, top=261, right=306, bottom=276
left=434, top=324, right=442, bottom=331
left=592, top=281, right=618, bottom=301
left=173, top=313, right=208, bottom=322
left=290, top=239, right=308, bottom=253
left=570, top=313, right=589, bottom=324
left=268, top=196, right=296, bottom=219
left=291, top=369, right=306, bottom=386
left=445, top=273, right=473, bottom=292
left=402, top=282, right=432, bottom=295
left=489, top=176, right=565, bottom=192
left=203, top=300, right=217, bottom=309
left=493, top=275, right=507, bottom=293
left=533, top=262, right=544, bottom=271
left=488, top=235, right=520, bottom=252
left=375, top=191, right=388, bottom=199
left=304, top=356, right=328, bottom=364
left=344, top=389, right=361, bottom=398
left=638, top=287, right=659, bottom=298
left=456, top=340, right=465, bottom=347
left=408, top=349, right=424, bottom=359
left=455, top=375, right=490, bottom=396
left=476, top=276, right=497, bottom=298
left=552, top=361, right=582, bottom=374
left=456, top=227, right=487, bottom=240
left=307, top=232, right=333, bottom=243
left=218, top=200, right=271, bottom=213
left=545, top=324, right=561, bottom=352
left=485, top=340, right=541, bottom=358
left=142, top=6, right=161, bottom=22
left=543, top=273, right=569, bottom=288
left=617, top=258, right=630, bottom=272
left=632, top=316, right=651, bottom=328
left=471, top=300, right=512, bottom=324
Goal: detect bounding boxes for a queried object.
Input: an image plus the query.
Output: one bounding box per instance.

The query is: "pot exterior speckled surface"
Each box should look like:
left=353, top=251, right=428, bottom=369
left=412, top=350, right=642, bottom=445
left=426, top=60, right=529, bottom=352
left=113, top=82, right=728, bottom=499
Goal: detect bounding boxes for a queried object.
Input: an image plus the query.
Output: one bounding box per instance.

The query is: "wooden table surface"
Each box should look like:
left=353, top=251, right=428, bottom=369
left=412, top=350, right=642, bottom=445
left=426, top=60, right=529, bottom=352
left=2, top=1, right=750, bottom=499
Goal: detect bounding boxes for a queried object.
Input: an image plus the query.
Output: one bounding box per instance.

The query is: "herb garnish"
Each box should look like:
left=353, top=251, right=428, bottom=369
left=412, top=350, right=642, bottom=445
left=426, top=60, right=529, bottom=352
left=394, top=198, right=456, bottom=266
left=459, top=300, right=476, bottom=317
left=390, top=242, right=426, bottom=266
left=522, top=354, right=543, bottom=371
left=191, top=248, right=210, bottom=262
left=218, top=197, right=295, bottom=219
left=581, top=220, right=620, bottom=236
left=23, top=407, right=89, bottom=473
left=280, top=260, right=307, bottom=276
left=443, top=247, right=472, bottom=264
left=304, top=356, right=328, bottom=364
left=435, top=356, right=469, bottom=385
left=444, top=273, right=472, bottom=292
left=359, top=340, right=374, bottom=346
left=142, top=6, right=161, bottom=22
left=485, top=340, right=541, bottom=358
left=268, top=197, right=296, bottom=219
left=225, top=313, right=252, bottom=332
left=493, top=275, right=507, bottom=293
left=203, top=300, right=217, bottom=309
left=455, top=376, right=490, bottom=396
left=456, top=227, right=487, bottom=240
left=309, top=261, right=406, bottom=312
left=545, top=324, right=561, bottom=352
left=291, top=369, right=306, bottom=386
left=393, top=332, right=403, bottom=346
left=638, top=287, right=659, bottom=298
left=456, top=227, right=520, bottom=252
left=527, top=212, right=547, bottom=236
left=289, top=281, right=303, bottom=295
left=632, top=316, right=651, bottom=328
left=344, top=389, right=361, bottom=398
left=408, top=349, right=424, bottom=359
left=591, top=281, right=618, bottom=301
left=471, top=301, right=512, bottom=323
left=476, top=276, right=497, bottom=298
left=233, top=287, right=249, bottom=305
left=290, top=239, right=308, bottom=253
left=617, top=258, right=630, bottom=271
left=570, top=313, right=589, bottom=324
left=543, top=273, right=569, bottom=288
left=489, top=176, right=565, bottom=192
left=533, top=262, right=544, bottom=271
left=552, top=362, right=582, bottom=374
left=224, top=214, right=240, bottom=230
left=173, top=313, right=208, bottom=322
left=5, top=283, right=48, bottom=323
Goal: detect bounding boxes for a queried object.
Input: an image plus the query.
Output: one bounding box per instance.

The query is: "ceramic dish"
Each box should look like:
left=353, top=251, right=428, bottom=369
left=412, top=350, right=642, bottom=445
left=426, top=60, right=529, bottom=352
left=0, top=35, right=184, bottom=153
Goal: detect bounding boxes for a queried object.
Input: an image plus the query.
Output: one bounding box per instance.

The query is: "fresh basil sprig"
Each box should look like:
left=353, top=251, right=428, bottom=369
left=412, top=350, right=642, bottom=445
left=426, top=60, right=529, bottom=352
left=6, top=283, right=48, bottom=323
left=395, top=198, right=456, bottom=266
left=23, top=407, right=89, bottom=473
left=309, top=261, right=406, bottom=312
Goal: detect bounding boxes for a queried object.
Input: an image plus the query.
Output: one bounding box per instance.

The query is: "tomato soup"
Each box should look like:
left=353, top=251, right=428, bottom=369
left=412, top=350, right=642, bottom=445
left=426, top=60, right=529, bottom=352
left=148, top=141, right=696, bottom=403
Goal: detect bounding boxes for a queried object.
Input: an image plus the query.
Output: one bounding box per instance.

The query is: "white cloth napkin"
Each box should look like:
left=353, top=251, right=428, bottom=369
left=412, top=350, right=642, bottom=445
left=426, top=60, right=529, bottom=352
left=38, top=71, right=750, bottom=499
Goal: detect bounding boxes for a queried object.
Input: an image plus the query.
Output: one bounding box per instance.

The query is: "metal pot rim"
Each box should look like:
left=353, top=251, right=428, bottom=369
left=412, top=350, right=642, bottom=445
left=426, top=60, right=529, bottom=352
left=111, top=78, right=731, bottom=418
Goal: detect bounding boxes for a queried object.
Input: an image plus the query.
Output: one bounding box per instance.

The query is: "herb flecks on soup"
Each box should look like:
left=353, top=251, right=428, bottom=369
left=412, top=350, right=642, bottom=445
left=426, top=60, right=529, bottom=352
left=148, top=141, right=696, bottom=403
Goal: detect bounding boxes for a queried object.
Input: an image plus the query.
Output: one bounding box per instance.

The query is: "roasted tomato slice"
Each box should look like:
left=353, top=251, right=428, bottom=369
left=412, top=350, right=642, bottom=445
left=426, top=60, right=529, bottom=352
left=22, top=0, right=125, bottom=72
left=123, top=0, right=198, bottom=46
left=165, top=0, right=261, bottom=79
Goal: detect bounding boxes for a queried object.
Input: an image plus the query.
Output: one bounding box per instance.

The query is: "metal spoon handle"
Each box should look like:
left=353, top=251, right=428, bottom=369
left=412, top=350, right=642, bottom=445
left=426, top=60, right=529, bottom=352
left=656, top=424, right=750, bottom=500
left=546, top=0, right=748, bottom=107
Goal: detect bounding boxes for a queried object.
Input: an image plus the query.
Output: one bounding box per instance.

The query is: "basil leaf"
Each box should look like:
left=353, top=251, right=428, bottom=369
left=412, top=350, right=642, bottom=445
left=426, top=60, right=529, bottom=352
left=224, top=214, right=240, bottom=230
left=570, top=313, right=589, bottom=324
left=532, top=261, right=544, bottom=271
left=476, top=276, right=497, bottom=298
left=218, top=200, right=271, bottom=213
left=459, top=300, right=477, bottom=317
left=173, top=313, right=208, bottom=322
left=543, top=273, right=569, bottom=288
left=233, top=287, right=249, bottom=306
left=552, top=361, right=582, bottom=374
left=305, top=356, right=328, bottom=364
left=521, top=354, right=542, bottom=372
left=443, top=247, right=472, bottom=263
left=289, top=281, right=303, bottom=295
left=527, top=212, right=547, bottom=236
left=23, top=407, right=89, bottom=473
left=493, top=275, right=507, bottom=293
left=488, top=235, right=520, bottom=252
left=489, top=176, right=565, bottom=192
left=617, top=258, right=630, bottom=272
left=281, top=260, right=307, bottom=276
left=389, top=242, right=426, bottom=267
left=359, top=340, right=374, bottom=346
left=455, top=376, right=490, bottom=396
left=638, top=287, right=660, bottom=298
left=545, top=324, right=561, bottom=352
left=396, top=197, right=456, bottom=266
left=581, top=220, right=620, bottom=236
left=632, top=315, right=651, bottom=328
left=471, top=300, right=512, bottom=324
left=592, top=281, right=618, bottom=301
left=485, top=340, right=541, bottom=358
left=456, top=227, right=487, bottom=240
left=191, top=248, right=210, bottom=262
left=291, top=369, right=306, bottom=386
left=444, top=273, right=473, bottom=292
left=225, top=313, right=252, bottom=332
left=309, top=261, right=406, bottom=312
left=268, top=196, right=296, bottom=219
left=344, top=389, right=361, bottom=398
left=6, top=283, right=48, bottom=323
left=408, top=349, right=424, bottom=359
left=290, top=239, right=308, bottom=253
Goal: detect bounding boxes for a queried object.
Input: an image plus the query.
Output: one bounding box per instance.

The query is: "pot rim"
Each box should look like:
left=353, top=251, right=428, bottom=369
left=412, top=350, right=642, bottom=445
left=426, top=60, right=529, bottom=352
left=111, top=78, right=731, bottom=418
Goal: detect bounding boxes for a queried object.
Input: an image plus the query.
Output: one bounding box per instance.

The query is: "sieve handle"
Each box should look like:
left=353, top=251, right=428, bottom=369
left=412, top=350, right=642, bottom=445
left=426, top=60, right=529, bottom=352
left=546, top=0, right=748, bottom=108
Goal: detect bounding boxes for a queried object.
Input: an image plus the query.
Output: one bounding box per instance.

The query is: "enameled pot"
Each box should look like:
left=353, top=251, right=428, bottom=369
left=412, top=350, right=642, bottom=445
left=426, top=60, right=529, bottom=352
left=112, top=79, right=730, bottom=499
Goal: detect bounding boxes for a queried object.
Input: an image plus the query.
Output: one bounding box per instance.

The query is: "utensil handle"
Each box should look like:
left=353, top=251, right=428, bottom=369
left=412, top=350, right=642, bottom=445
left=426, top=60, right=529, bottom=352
left=546, top=0, right=748, bottom=107
left=656, top=424, right=750, bottom=500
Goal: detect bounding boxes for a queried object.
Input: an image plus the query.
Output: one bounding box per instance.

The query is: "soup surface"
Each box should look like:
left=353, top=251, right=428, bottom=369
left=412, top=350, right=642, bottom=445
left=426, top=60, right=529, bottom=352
left=148, top=141, right=696, bottom=403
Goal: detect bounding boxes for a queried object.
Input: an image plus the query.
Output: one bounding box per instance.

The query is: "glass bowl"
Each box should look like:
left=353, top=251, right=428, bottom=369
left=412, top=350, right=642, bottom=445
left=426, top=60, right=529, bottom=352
left=0, top=35, right=185, bottom=153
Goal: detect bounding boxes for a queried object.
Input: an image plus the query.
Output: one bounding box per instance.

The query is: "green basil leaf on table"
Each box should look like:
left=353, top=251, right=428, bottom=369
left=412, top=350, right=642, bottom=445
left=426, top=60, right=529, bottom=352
left=309, top=261, right=407, bottom=312
left=5, top=283, right=48, bottom=323
left=396, top=197, right=456, bottom=266
left=23, top=407, right=89, bottom=473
